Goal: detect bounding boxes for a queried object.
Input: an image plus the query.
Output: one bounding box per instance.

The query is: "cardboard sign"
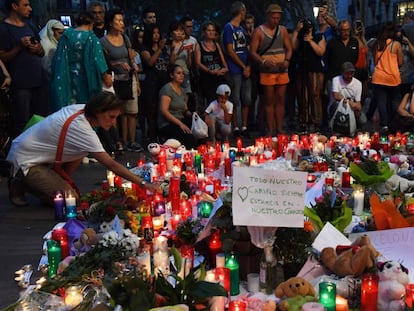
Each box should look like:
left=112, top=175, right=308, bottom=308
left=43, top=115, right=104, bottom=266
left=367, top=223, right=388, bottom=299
left=232, top=167, right=307, bottom=227
left=350, top=228, right=414, bottom=282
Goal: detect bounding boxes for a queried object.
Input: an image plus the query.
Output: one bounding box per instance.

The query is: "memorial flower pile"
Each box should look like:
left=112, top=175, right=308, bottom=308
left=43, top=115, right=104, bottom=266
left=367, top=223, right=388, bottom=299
left=304, top=185, right=352, bottom=233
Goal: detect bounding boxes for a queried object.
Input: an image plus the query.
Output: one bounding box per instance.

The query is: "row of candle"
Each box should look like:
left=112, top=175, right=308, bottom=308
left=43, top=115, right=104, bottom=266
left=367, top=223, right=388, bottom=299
left=53, top=189, right=77, bottom=221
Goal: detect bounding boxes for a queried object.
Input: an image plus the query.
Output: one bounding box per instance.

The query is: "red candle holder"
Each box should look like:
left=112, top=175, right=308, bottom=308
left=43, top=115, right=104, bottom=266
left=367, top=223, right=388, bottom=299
left=171, top=212, right=182, bottom=230
left=52, top=228, right=69, bottom=259
left=361, top=274, right=379, bottom=311
left=224, top=157, right=232, bottom=177
left=209, top=231, right=222, bottom=268
left=179, top=199, right=192, bottom=219
left=215, top=267, right=230, bottom=293
left=406, top=284, right=414, bottom=308
left=228, top=301, right=247, bottom=311
left=342, top=172, right=351, bottom=188
left=114, top=175, right=122, bottom=188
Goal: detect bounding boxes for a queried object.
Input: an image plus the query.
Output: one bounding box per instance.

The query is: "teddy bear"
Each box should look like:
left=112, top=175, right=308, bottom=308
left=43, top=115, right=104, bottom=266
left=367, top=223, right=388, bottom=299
left=147, top=138, right=184, bottom=159
left=377, top=260, right=410, bottom=311
left=72, top=228, right=99, bottom=255
left=275, top=276, right=316, bottom=298
left=320, top=234, right=380, bottom=277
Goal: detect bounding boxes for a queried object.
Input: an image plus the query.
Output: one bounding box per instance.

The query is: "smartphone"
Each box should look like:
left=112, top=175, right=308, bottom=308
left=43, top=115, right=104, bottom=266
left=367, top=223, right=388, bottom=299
left=355, top=21, right=363, bottom=29
left=30, top=36, right=36, bottom=44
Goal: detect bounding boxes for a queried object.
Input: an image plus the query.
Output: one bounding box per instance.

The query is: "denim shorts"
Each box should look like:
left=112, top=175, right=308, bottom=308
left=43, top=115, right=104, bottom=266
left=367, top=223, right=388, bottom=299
left=227, top=74, right=252, bottom=107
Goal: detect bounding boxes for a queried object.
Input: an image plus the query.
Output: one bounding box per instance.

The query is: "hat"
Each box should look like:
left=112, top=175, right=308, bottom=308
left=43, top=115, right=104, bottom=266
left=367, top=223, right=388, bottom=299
left=341, top=62, right=355, bottom=73
left=266, top=4, right=283, bottom=14
left=216, top=84, right=231, bottom=96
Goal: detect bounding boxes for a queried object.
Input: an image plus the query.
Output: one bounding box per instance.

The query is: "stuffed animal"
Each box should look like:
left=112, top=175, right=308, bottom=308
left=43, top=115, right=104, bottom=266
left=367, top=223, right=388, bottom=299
left=377, top=260, right=410, bottom=311
left=147, top=139, right=183, bottom=158
left=73, top=228, right=98, bottom=254
left=320, top=234, right=380, bottom=277
left=275, top=276, right=316, bottom=298
left=277, top=296, right=318, bottom=311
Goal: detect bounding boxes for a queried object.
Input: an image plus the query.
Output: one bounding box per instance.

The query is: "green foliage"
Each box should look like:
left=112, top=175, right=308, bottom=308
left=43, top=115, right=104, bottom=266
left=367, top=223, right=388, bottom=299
left=275, top=227, right=314, bottom=264
left=350, top=160, right=393, bottom=186
left=175, top=217, right=203, bottom=245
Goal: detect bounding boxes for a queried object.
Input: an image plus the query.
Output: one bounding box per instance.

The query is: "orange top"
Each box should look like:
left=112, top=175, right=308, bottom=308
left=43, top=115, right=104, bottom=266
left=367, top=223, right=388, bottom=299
left=372, top=39, right=401, bottom=86
left=355, top=45, right=368, bottom=69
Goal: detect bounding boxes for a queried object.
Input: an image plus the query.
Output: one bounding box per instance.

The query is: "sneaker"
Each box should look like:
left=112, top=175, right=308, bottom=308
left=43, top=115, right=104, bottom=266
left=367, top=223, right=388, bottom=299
left=233, top=129, right=241, bottom=139
left=127, top=141, right=144, bottom=152
left=241, top=129, right=251, bottom=138
left=116, top=141, right=125, bottom=152
left=8, top=177, right=29, bottom=207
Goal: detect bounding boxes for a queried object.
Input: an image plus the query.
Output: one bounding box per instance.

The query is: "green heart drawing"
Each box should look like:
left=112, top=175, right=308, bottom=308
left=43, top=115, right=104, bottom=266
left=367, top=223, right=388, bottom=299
left=237, top=186, right=249, bottom=202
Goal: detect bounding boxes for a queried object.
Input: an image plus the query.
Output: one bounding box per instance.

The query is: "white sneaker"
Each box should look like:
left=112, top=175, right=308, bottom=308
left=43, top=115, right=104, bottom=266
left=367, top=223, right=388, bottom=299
left=82, top=157, right=89, bottom=164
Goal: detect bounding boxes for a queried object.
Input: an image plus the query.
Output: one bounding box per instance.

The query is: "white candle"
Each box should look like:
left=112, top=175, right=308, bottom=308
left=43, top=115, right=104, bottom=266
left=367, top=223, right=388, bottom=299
left=153, top=236, right=168, bottom=252
left=153, top=250, right=170, bottom=276
left=353, top=188, right=364, bottom=216
left=107, top=170, right=115, bottom=187
left=64, top=189, right=76, bottom=207
left=65, top=286, right=83, bottom=308
left=137, top=248, right=151, bottom=277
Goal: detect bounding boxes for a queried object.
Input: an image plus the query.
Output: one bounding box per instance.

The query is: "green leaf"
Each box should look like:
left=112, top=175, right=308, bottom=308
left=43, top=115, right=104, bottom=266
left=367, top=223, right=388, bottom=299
left=331, top=206, right=353, bottom=233
left=171, top=246, right=182, bottom=274
left=350, top=161, right=393, bottom=186
left=189, top=281, right=227, bottom=298
left=304, top=206, right=323, bottom=232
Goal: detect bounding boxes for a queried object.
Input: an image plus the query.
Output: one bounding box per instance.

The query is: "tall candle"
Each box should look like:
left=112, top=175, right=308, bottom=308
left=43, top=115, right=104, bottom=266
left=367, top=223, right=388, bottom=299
left=65, top=286, right=83, bottom=308
left=53, top=190, right=65, bottom=221
left=137, top=246, right=151, bottom=277
left=47, top=240, right=61, bottom=278
left=225, top=253, right=240, bottom=296
left=353, top=187, right=364, bottom=216
left=52, top=228, right=69, bottom=259
left=406, top=284, right=414, bottom=308
left=107, top=170, right=115, bottom=187
left=215, top=267, right=230, bottom=293
left=361, top=273, right=379, bottom=311
left=64, top=189, right=77, bottom=220
left=319, top=282, right=336, bottom=311
left=336, top=295, right=348, bottom=311
left=228, top=301, right=246, bottom=311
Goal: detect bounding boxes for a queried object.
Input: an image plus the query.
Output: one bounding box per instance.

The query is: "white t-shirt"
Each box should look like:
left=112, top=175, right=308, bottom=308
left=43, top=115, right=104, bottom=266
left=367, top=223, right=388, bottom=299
left=205, top=99, right=233, bottom=121
left=7, top=104, right=105, bottom=176
left=331, top=75, right=362, bottom=102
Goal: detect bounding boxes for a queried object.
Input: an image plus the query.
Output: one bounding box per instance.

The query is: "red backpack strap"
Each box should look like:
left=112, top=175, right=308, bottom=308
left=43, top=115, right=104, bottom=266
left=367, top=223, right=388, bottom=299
left=53, top=109, right=84, bottom=195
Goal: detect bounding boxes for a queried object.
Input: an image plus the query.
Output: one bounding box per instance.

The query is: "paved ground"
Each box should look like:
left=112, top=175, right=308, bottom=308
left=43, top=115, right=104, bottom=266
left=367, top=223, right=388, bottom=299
left=0, top=118, right=378, bottom=307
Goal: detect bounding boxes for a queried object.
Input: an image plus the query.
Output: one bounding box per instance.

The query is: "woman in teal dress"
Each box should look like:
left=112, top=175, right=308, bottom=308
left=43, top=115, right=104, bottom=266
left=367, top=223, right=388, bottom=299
left=50, top=12, right=111, bottom=111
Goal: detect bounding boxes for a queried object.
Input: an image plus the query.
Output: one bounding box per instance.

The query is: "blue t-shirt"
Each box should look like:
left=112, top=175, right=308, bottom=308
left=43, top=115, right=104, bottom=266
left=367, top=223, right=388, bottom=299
left=0, top=21, right=43, bottom=89
left=222, top=23, right=248, bottom=74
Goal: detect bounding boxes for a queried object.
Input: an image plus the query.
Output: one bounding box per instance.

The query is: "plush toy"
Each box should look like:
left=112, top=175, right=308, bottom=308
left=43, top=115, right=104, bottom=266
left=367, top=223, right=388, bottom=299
left=275, top=276, right=316, bottom=298
left=73, top=228, right=98, bottom=254
left=377, top=260, right=410, bottom=311
left=277, top=296, right=318, bottom=311
left=147, top=139, right=183, bottom=158
left=320, top=234, right=380, bottom=277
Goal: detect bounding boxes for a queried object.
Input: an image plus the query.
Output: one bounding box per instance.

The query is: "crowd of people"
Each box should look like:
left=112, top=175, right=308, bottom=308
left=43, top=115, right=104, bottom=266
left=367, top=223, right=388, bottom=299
left=2, top=0, right=414, bottom=205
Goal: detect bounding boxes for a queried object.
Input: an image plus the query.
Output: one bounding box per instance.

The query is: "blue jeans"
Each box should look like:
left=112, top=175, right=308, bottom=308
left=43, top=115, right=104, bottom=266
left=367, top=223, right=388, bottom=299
left=228, top=73, right=252, bottom=108
left=373, top=84, right=400, bottom=127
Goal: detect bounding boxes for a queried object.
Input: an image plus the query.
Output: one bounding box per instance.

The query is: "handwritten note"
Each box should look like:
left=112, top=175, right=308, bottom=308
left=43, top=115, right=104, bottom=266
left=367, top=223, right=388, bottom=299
left=350, top=228, right=414, bottom=282
left=232, top=167, right=307, bottom=227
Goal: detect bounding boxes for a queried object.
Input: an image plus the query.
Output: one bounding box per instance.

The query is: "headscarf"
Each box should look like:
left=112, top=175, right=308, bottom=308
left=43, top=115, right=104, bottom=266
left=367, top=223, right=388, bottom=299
left=39, top=19, right=65, bottom=46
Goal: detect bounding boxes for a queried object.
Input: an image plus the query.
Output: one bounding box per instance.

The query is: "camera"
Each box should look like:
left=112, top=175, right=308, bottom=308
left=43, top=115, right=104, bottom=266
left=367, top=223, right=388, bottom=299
left=299, top=18, right=313, bottom=34
left=30, top=36, right=36, bottom=44
left=315, top=0, right=328, bottom=7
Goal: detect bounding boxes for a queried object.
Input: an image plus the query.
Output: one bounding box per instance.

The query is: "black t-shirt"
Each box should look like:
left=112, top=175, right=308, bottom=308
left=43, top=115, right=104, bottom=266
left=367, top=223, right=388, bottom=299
left=141, top=45, right=169, bottom=84
left=326, top=36, right=359, bottom=79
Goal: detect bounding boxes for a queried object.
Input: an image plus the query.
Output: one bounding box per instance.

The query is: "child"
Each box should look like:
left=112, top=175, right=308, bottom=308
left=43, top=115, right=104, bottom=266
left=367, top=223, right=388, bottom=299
left=205, top=84, right=233, bottom=143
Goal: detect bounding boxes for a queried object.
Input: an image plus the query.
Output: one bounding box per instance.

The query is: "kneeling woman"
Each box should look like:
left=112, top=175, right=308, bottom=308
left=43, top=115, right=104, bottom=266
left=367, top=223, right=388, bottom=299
left=7, top=92, right=158, bottom=206
left=158, top=64, right=196, bottom=148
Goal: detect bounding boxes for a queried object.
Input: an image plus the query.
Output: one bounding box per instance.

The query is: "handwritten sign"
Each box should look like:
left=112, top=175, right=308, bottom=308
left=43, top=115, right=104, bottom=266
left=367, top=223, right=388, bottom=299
left=232, top=167, right=307, bottom=227
left=350, top=228, right=414, bottom=282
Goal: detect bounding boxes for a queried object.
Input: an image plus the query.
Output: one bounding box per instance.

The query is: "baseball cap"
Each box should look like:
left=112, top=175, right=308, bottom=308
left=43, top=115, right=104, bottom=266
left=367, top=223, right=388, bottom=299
left=266, top=4, right=283, bottom=14
left=341, top=62, right=355, bottom=73
left=216, top=84, right=231, bottom=96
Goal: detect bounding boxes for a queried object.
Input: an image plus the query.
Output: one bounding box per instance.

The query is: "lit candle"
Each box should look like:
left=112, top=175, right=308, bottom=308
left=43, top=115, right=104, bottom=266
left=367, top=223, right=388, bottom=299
left=225, top=252, right=240, bottom=296
left=141, top=216, right=154, bottom=242
left=224, top=157, right=232, bottom=176
left=336, top=295, right=349, bottom=311
left=107, top=170, right=115, bottom=187
left=65, top=286, right=83, bottom=308
left=180, top=199, right=192, bottom=219
left=64, top=189, right=77, bottom=220
left=361, top=274, right=379, bottom=311
left=209, top=231, right=222, bottom=268
left=319, top=282, right=336, bottom=311
left=406, top=284, right=414, bottom=308
left=154, top=201, right=166, bottom=216
left=47, top=240, right=61, bottom=278
left=237, top=138, right=242, bottom=152
left=152, top=216, right=164, bottom=231
left=170, top=212, right=182, bottom=230
left=153, top=235, right=168, bottom=252
left=53, top=190, right=65, bottom=221
left=214, top=267, right=230, bottom=293
left=198, top=201, right=213, bottom=218
left=353, top=186, right=365, bottom=216
left=52, top=228, right=69, bottom=259
left=194, top=153, right=202, bottom=174
left=228, top=300, right=247, bottom=311
left=114, top=175, right=122, bottom=188
left=137, top=246, right=151, bottom=277
left=341, top=171, right=351, bottom=188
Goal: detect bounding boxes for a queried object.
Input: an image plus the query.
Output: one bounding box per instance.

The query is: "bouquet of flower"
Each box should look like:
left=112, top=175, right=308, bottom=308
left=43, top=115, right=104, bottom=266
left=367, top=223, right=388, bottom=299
left=304, top=185, right=352, bottom=233
left=175, top=217, right=203, bottom=245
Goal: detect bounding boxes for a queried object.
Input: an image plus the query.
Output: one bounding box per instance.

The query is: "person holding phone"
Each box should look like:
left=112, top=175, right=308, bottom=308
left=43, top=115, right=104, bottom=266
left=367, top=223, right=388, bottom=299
left=0, top=0, right=48, bottom=137
left=353, top=20, right=369, bottom=106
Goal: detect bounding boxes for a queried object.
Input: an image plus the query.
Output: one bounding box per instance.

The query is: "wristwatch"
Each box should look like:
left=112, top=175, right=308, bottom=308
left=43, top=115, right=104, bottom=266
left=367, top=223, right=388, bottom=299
left=140, top=180, right=147, bottom=187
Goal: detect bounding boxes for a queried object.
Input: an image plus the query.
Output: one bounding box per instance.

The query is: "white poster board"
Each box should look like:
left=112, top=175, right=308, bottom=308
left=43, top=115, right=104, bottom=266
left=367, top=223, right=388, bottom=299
left=232, top=167, right=307, bottom=227
left=350, top=228, right=414, bottom=282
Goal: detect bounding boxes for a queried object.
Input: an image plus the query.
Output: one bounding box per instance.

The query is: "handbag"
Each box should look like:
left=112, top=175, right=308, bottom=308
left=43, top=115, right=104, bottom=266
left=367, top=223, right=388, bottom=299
left=191, top=112, right=208, bottom=139
left=329, top=99, right=357, bottom=137
left=113, top=78, right=134, bottom=100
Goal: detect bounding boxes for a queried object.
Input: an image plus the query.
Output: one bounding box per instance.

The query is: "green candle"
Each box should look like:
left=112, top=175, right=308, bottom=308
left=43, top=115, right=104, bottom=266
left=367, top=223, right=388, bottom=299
left=194, top=154, right=202, bottom=174
left=319, top=282, right=336, bottom=311
left=47, top=240, right=61, bottom=279
left=225, top=252, right=240, bottom=296
left=198, top=201, right=213, bottom=218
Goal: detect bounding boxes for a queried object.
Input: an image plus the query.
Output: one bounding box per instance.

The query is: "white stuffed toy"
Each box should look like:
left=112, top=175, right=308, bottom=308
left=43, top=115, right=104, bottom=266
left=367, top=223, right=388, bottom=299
left=147, top=139, right=183, bottom=159
left=377, top=260, right=410, bottom=311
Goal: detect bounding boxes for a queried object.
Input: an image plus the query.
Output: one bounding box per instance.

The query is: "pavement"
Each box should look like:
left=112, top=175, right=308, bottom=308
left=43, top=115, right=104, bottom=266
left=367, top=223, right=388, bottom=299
left=0, top=118, right=378, bottom=308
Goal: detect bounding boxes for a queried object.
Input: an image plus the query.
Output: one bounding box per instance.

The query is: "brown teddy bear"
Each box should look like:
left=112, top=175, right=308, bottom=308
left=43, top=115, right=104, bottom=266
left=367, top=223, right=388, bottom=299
left=73, top=228, right=99, bottom=254
left=320, top=234, right=380, bottom=277
left=275, top=276, right=316, bottom=298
